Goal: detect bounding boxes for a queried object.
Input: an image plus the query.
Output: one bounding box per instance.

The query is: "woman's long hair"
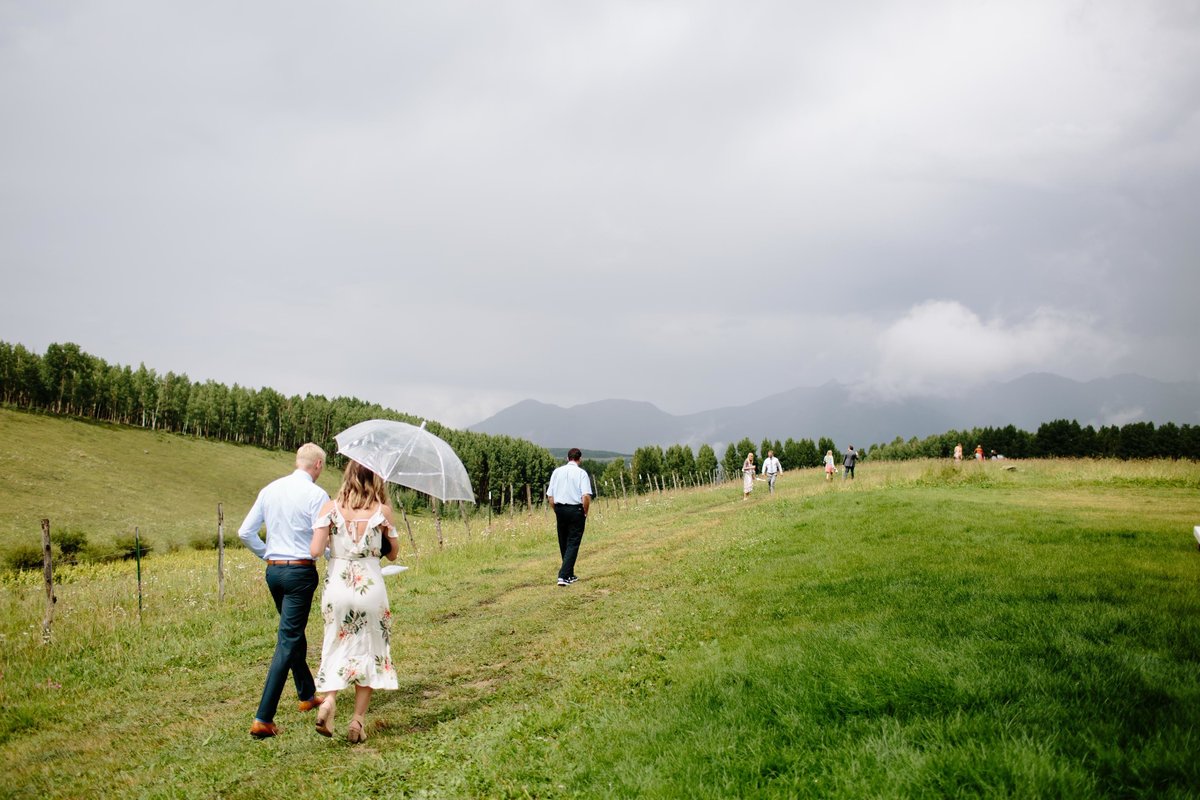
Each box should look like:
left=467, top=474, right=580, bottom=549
left=336, top=460, right=391, bottom=510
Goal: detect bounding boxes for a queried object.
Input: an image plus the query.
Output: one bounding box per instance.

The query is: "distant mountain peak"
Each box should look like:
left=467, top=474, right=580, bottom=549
left=468, top=374, right=1199, bottom=452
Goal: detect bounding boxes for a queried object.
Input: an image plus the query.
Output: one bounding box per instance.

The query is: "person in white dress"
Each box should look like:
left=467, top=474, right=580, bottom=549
left=742, top=452, right=756, bottom=499
left=310, top=460, right=400, bottom=743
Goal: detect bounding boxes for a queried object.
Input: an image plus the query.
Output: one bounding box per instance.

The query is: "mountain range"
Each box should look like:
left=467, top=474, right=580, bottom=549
left=468, top=373, right=1200, bottom=453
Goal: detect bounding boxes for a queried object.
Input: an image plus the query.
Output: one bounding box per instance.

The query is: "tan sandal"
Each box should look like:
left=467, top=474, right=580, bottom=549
left=347, top=717, right=366, bottom=744
left=315, top=696, right=335, bottom=738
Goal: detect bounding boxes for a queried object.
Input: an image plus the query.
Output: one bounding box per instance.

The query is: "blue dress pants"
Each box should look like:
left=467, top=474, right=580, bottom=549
left=255, top=563, right=318, bottom=723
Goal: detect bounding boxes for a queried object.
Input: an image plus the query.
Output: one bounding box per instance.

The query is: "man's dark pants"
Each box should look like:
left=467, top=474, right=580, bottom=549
left=554, top=504, right=587, bottom=580
left=256, top=564, right=318, bottom=723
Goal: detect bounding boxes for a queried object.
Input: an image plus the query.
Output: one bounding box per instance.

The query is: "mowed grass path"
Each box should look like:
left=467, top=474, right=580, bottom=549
left=1, top=419, right=1198, bottom=797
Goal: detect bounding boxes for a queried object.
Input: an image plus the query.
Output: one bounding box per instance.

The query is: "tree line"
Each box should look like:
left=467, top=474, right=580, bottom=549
left=0, top=341, right=555, bottom=511
left=593, top=436, right=850, bottom=495
left=5, top=341, right=1195, bottom=507
left=867, top=418, right=1200, bottom=461
left=587, top=420, right=1200, bottom=498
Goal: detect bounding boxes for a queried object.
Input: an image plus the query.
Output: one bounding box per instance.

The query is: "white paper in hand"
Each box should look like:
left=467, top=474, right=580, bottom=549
left=381, top=565, right=409, bottom=576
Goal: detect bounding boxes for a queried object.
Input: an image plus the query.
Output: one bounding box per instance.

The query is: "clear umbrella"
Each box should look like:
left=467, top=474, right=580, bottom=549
left=333, top=419, right=475, bottom=503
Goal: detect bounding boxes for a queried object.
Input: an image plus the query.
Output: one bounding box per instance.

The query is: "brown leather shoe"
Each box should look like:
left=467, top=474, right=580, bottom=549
left=249, top=720, right=279, bottom=738
left=297, top=695, right=324, bottom=712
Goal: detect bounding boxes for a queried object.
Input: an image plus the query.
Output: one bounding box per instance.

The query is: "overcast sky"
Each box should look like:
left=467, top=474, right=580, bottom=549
left=2, top=1, right=1198, bottom=428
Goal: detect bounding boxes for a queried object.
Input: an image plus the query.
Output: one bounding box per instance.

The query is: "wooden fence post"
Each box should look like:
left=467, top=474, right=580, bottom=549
left=619, top=473, right=627, bottom=508
left=509, top=483, right=515, bottom=521
left=217, top=502, right=225, bottom=603
left=399, top=503, right=418, bottom=554
left=434, top=499, right=444, bottom=549
left=525, top=484, right=532, bottom=515
left=135, top=526, right=144, bottom=623
left=40, top=519, right=55, bottom=645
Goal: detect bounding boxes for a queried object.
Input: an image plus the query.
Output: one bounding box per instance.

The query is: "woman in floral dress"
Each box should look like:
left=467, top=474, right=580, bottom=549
left=310, top=460, right=400, bottom=743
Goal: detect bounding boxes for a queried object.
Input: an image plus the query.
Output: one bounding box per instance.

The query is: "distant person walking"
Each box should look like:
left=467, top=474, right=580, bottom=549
left=954, top=443, right=963, bottom=463
left=546, top=448, right=593, bottom=587
left=823, top=449, right=836, bottom=481
left=238, top=443, right=330, bottom=739
left=842, top=445, right=858, bottom=480
left=742, top=451, right=756, bottom=499
left=975, top=444, right=984, bottom=461
left=762, top=450, right=783, bottom=493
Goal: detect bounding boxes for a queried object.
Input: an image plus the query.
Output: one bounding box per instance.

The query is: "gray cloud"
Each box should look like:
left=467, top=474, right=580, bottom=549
left=858, top=300, right=1124, bottom=400
left=2, top=1, right=1197, bottom=428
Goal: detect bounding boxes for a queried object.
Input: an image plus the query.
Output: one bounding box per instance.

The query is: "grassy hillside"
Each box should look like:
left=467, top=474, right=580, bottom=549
left=1, top=411, right=1198, bottom=798
left=0, top=407, right=344, bottom=552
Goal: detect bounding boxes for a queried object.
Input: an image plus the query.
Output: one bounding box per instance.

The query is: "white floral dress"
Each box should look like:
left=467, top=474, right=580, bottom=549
left=313, top=503, right=398, bottom=691
left=743, top=460, right=756, bottom=493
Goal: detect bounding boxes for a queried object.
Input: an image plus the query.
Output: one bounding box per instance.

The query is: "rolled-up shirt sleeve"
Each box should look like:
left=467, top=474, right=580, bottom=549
left=308, top=490, right=329, bottom=521
left=237, top=492, right=268, bottom=560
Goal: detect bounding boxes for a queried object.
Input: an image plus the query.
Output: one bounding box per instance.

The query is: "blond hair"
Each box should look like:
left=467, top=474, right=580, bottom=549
left=336, top=460, right=390, bottom=510
left=296, top=442, right=326, bottom=470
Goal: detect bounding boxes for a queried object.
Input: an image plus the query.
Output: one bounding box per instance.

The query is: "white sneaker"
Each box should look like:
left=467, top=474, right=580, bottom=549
left=557, top=578, right=568, bottom=586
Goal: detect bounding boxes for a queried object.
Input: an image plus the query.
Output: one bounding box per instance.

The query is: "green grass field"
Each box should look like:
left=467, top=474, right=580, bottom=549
left=1, top=409, right=1198, bottom=798
left=0, top=407, right=347, bottom=553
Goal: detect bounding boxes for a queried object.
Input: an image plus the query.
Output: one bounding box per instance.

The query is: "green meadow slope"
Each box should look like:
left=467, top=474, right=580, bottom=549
left=0, top=407, right=343, bottom=551
left=1, top=408, right=1199, bottom=798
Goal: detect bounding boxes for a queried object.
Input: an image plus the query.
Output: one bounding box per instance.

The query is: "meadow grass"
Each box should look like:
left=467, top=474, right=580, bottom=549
left=0, top=407, right=475, bottom=558
left=0, top=407, right=346, bottom=552
left=0, top=413, right=1198, bottom=798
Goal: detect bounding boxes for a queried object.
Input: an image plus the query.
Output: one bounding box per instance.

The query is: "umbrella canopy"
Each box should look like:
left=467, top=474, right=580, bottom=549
left=334, top=419, right=475, bottom=503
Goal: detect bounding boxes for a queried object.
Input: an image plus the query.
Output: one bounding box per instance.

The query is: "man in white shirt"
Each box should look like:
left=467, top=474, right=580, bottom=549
left=546, top=448, right=593, bottom=587
left=238, top=442, right=330, bottom=738
left=762, top=449, right=783, bottom=493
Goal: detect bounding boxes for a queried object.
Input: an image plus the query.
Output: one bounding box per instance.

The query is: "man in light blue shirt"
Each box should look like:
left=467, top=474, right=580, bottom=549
left=546, top=448, right=593, bottom=587
left=238, top=442, right=330, bottom=738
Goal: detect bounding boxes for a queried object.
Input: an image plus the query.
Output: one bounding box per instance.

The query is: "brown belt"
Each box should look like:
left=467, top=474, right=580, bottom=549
left=267, top=559, right=315, bottom=566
